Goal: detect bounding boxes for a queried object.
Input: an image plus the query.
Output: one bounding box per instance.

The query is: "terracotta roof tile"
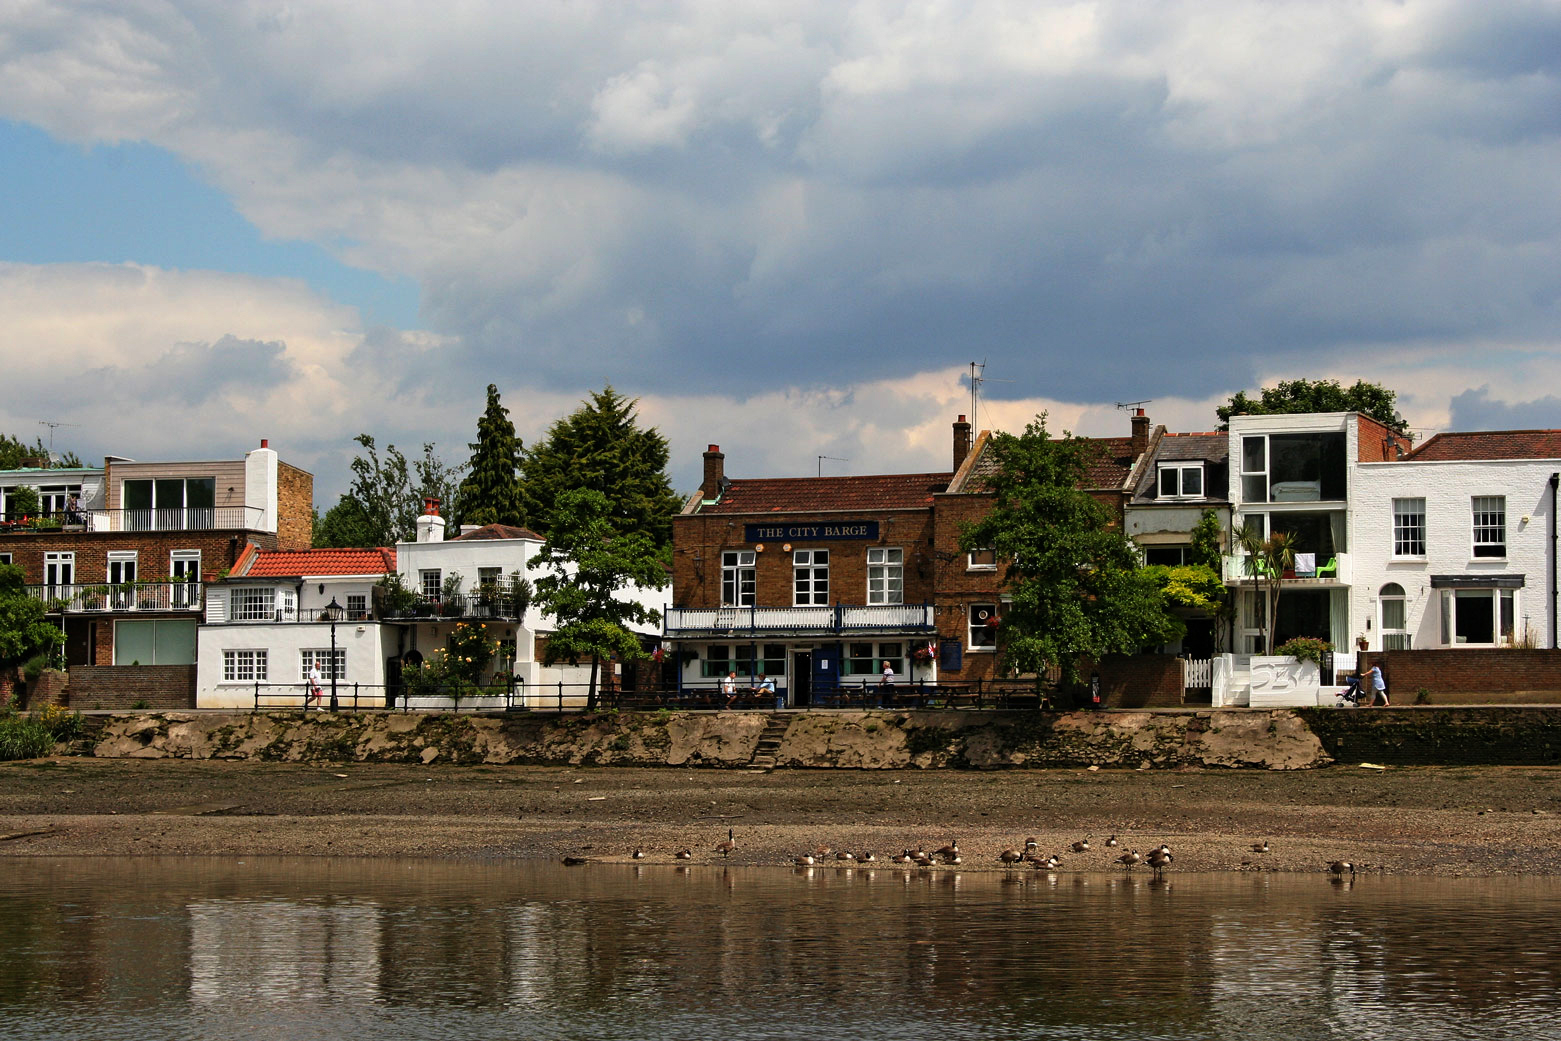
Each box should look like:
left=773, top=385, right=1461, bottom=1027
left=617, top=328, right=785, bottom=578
left=451, top=524, right=545, bottom=541
left=1405, top=430, right=1561, bottom=462
left=699, top=473, right=953, bottom=514
left=242, top=547, right=396, bottom=577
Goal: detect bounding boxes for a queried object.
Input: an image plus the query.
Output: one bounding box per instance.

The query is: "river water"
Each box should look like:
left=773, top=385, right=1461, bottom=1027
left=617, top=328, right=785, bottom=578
left=1, top=857, right=1558, bottom=1039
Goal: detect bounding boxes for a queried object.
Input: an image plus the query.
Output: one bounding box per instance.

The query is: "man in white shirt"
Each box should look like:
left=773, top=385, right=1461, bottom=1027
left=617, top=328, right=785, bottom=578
left=307, top=661, right=323, bottom=708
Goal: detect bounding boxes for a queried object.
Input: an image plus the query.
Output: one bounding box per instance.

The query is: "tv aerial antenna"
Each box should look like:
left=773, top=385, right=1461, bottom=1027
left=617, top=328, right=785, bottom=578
left=968, top=360, right=1013, bottom=433
left=1114, top=400, right=1153, bottom=413
left=817, top=455, right=849, bottom=477
left=37, top=419, right=78, bottom=455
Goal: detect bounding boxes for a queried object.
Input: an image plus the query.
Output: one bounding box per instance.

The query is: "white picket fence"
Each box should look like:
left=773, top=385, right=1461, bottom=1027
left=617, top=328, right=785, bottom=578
left=1183, top=657, right=1213, bottom=691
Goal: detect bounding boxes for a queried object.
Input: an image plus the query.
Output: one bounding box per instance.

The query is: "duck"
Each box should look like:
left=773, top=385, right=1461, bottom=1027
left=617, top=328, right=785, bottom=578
left=675, top=848, right=693, bottom=860
left=715, top=828, right=736, bottom=859
left=1328, top=860, right=1355, bottom=877
left=631, top=848, right=646, bottom=860
left=998, top=847, right=1024, bottom=866
left=1105, top=835, right=1119, bottom=847
left=1250, top=840, right=1270, bottom=854
left=1116, top=849, right=1142, bottom=870
left=1070, top=837, right=1091, bottom=853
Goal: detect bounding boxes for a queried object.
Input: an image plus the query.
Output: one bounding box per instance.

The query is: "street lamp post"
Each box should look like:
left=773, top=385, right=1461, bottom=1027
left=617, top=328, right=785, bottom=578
left=323, top=596, right=344, bottom=711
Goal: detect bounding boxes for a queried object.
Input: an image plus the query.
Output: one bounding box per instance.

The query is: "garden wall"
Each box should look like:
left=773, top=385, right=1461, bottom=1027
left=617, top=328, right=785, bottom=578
left=67, top=665, right=196, bottom=710
left=1364, top=649, right=1561, bottom=703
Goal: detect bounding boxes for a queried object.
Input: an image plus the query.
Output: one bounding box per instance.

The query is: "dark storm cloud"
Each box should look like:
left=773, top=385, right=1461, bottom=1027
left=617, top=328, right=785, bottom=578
left=1449, top=386, right=1561, bottom=432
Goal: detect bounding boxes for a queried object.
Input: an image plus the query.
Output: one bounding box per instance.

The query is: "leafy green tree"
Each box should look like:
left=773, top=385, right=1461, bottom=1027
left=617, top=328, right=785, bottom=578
left=1187, top=508, right=1233, bottom=652
left=520, top=386, right=681, bottom=551
left=325, top=435, right=466, bottom=546
left=0, top=564, right=65, bottom=681
left=1216, top=379, right=1408, bottom=435
left=455, top=384, right=526, bottom=528
left=0, top=433, right=81, bottom=470
left=530, top=489, right=667, bottom=710
left=960, top=415, right=1180, bottom=692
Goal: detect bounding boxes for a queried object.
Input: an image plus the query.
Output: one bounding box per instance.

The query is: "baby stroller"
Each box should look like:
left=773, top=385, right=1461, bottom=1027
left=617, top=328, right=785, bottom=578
left=1337, top=675, right=1365, bottom=707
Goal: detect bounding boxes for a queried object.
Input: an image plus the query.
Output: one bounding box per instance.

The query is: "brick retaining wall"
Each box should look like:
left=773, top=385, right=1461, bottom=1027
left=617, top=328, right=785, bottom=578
left=1364, top=649, right=1561, bottom=702
left=1098, top=655, right=1184, bottom=709
left=1301, top=706, right=1561, bottom=766
left=67, top=665, right=196, bottom=710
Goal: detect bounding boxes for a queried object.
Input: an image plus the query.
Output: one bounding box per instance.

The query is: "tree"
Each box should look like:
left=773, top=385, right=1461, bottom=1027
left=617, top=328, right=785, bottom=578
left=319, top=435, right=466, bottom=547
left=1188, top=508, right=1233, bottom=652
left=520, top=386, right=681, bottom=551
left=530, top=489, right=667, bottom=710
left=1216, top=379, right=1408, bottom=436
left=1235, top=523, right=1297, bottom=653
left=455, top=384, right=526, bottom=528
left=0, top=564, right=65, bottom=683
left=959, top=415, right=1181, bottom=692
left=0, top=433, right=81, bottom=470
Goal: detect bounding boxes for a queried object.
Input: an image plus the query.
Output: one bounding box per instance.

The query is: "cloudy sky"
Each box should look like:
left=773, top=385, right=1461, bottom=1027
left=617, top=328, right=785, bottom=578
left=3, top=0, right=1560, bottom=503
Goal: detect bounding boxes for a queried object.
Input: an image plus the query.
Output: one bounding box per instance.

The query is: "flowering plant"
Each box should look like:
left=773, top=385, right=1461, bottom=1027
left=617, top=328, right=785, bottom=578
left=444, top=622, right=495, bottom=684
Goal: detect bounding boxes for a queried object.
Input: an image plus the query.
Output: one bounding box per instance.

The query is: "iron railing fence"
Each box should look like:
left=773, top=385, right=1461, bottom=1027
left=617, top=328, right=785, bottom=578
left=375, top=593, right=529, bottom=622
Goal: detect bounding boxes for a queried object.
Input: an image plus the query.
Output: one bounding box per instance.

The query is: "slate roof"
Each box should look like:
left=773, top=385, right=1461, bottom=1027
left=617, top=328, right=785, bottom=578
left=1131, top=433, right=1231, bottom=502
left=1404, top=430, right=1561, bottom=462
left=238, top=547, right=396, bottom=577
left=452, top=523, right=546, bottom=541
left=697, top=473, right=953, bottom=515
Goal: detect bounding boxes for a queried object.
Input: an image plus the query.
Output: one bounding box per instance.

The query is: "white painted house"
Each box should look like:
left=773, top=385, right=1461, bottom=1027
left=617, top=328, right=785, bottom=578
left=197, top=545, right=399, bottom=708
left=1350, top=430, right=1561, bottom=650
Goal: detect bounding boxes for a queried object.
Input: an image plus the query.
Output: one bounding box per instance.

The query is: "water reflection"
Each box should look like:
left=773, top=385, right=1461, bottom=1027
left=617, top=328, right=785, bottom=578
left=2, top=859, right=1559, bottom=1039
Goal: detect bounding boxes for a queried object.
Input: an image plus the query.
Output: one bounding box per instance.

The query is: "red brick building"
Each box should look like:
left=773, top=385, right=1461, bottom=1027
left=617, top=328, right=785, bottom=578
left=664, top=413, right=1155, bottom=700
left=0, top=441, right=312, bottom=667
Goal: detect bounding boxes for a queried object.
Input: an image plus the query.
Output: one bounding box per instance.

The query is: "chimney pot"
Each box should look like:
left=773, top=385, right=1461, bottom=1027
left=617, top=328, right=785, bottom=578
left=423, top=497, right=441, bottom=517
left=702, top=445, right=726, bottom=502
left=260, top=438, right=269, bottom=448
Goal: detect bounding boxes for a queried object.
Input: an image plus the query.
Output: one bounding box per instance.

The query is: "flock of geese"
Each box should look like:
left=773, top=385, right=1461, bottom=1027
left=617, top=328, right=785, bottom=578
left=594, top=831, right=1360, bottom=879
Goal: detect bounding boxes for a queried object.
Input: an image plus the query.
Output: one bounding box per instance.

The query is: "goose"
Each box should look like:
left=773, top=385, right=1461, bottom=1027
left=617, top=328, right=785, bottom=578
left=1024, top=837, right=1039, bottom=852
left=1116, top=849, right=1142, bottom=870
left=1070, top=837, right=1091, bottom=853
left=631, top=848, right=646, bottom=860
left=998, top=847, right=1024, bottom=866
left=675, top=848, right=693, bottom=860
left=813, top=844, right=834, bottom=859
left=946, top=853, right=963, bottom=866
left=1147, top=848, right=1173, bottom=877
left=857, top=851, right=877, bottom=863
left=912, top=851, right=935, bottom=867
left=891, top=849, right=914, bottom=865
left=933, top=839, right=960, bottom=860
left=1034, top=854, right=1062, bottom=870
left=793, top=853, right=816, bottom=867
left=562, top=856, right=588, bottom=866
left=1105, top=835, right=1119, bottom=848
left=1328, top=860, right=1355, bottom=877
left=1250, top=840, right=1270, bottom=854
left=834, top=850, right=856, bottom=862
left=715, top=828, right=736, bottom=859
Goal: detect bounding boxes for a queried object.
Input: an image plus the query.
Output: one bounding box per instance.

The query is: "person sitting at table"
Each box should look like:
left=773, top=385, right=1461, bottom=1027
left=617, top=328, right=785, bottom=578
left=754, top=673, right=778, bottom=709
left=721, top=670, right=738, bottom=708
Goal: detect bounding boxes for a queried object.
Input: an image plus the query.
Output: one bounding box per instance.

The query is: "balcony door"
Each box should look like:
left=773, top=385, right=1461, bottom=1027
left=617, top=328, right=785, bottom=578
left=44, top=552, right=73, bottom=595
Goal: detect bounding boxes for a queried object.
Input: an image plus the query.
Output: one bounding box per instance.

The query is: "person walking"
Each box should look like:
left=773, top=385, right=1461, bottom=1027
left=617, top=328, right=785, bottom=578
left=1366, top=662, right=1389, bottom=706
left=306, top=661, right=324, bottom=709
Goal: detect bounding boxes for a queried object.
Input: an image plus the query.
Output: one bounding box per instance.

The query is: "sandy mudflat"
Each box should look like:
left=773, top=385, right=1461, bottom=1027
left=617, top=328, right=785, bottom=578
left=0, top=758, right=1558, bottom=876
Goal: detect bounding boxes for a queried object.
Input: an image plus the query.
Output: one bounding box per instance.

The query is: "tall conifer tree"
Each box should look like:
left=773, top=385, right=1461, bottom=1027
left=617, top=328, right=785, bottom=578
left=456, top=384, right=526, bottom=528
left=520, top=386, right=680, bottom=551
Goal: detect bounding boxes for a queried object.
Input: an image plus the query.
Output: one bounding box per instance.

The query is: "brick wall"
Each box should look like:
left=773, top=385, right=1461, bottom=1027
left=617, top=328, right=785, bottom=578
left=1356, top=413, right=1398, bottom=462
left=276, top=462, right=314, bottom=551
left=1302, top=706, right=1561, bottom=765
left=67, top=665, right=196, bottom=710
left=929, top=490, right=1004, bottom=681
left=671, top=508, right=937, bottom=610
left=1363, top=649, right=1561, bottom=702
left=0, top=530, right=271, bottom=584
left=1096, top=654, right=1185, bottom=708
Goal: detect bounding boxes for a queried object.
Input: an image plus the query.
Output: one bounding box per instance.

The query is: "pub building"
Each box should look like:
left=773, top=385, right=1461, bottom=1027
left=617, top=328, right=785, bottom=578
left=664, top=412, right=1155, bottom=704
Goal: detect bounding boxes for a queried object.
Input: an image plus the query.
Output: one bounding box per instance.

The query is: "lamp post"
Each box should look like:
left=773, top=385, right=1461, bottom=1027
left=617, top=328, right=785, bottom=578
left=323, top=596, right=344, bottom=711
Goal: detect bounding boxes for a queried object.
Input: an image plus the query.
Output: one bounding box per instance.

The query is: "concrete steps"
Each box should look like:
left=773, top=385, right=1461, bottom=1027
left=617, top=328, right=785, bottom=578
left=749, top=714, right=792, bottom=768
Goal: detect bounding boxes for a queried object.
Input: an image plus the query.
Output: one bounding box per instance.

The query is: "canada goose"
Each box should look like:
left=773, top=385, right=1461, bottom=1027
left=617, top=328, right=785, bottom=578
left=835, top=850, right=855, bottom=861
left=1105, top=835, right=1119, bottom=847
left=675, top=848, right=693, bottom=860
left=715, top=829, right=736, bottom=859
left=1034, top=854, right=1061, bottom=870
left=1071, top=838, right=1091, bottom=853
left=562, top=856, right=588, bottom=866
left=1328, top=860, right=1355, bottom=876
left=1116, top=849, right=1141, bottom=870
left=998, top=847, right=1023, bottom=865
left=912, top=851, right=935, bottom=867
left=793, top=853, right=816, bottom=866
left=946, top=853, right=962, bottom=866
left=631, top=848, right=646, bottom=860
left=857, top=851, right=876, bottom=863
left=1024, top=837, right=1039, bottom=852
left=1250, top=840, right=1270, bottom=854
left=1147, top=848, right=1172, bottom=877
left=934, top=839, right=959, bottom=860
left=891, top=849, right=913, bottom=865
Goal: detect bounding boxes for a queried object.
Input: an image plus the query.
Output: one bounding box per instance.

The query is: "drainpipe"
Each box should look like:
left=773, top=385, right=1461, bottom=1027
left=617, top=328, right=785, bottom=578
left=1551, top=473, right=1558, bottom=648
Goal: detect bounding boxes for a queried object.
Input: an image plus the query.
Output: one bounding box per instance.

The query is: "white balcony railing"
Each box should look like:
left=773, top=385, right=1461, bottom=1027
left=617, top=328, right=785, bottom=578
left=663, top=603, right=936, bottom=636
left=28, top=582, right=204, bottom=613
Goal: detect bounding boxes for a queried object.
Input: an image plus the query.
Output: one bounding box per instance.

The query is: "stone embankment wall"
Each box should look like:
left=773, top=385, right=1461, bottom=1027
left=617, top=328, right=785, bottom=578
left=1301, top=706, right=1561, bottom=766
left=88, top=709, right=1332, bottom=770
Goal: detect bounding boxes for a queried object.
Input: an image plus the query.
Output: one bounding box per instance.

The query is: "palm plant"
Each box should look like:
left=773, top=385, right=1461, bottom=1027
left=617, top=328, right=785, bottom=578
left=1236, top=524, right=1297, bottom=653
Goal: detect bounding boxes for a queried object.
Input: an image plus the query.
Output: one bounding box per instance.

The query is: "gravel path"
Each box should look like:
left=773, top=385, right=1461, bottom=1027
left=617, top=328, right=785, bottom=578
left=1, top=758, right=1558, bottom=876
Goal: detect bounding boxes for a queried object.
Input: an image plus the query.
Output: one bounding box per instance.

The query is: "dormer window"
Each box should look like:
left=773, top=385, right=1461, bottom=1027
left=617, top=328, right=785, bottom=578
left=1157, top=463, right=1204, bottom=499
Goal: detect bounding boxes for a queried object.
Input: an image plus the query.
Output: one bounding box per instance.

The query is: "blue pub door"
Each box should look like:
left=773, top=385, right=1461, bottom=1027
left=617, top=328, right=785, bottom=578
left=812, top=643, right=841, bottom=698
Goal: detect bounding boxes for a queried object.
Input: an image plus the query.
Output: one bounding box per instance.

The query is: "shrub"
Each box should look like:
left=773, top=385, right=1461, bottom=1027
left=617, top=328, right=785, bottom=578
left=34, top=703, right=84, bottom=742
left=0, top=717, right=55, bottom=761
left=1275, top=636, right=1332, bottom=666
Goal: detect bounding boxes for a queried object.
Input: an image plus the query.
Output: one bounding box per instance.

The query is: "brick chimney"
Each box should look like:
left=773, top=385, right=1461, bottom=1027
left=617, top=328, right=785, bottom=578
left=702, top=445, right=725, bottom=501
left=953, top=415, right=972, bottom=470
left=1131, top=408, right=1150, bottom=459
